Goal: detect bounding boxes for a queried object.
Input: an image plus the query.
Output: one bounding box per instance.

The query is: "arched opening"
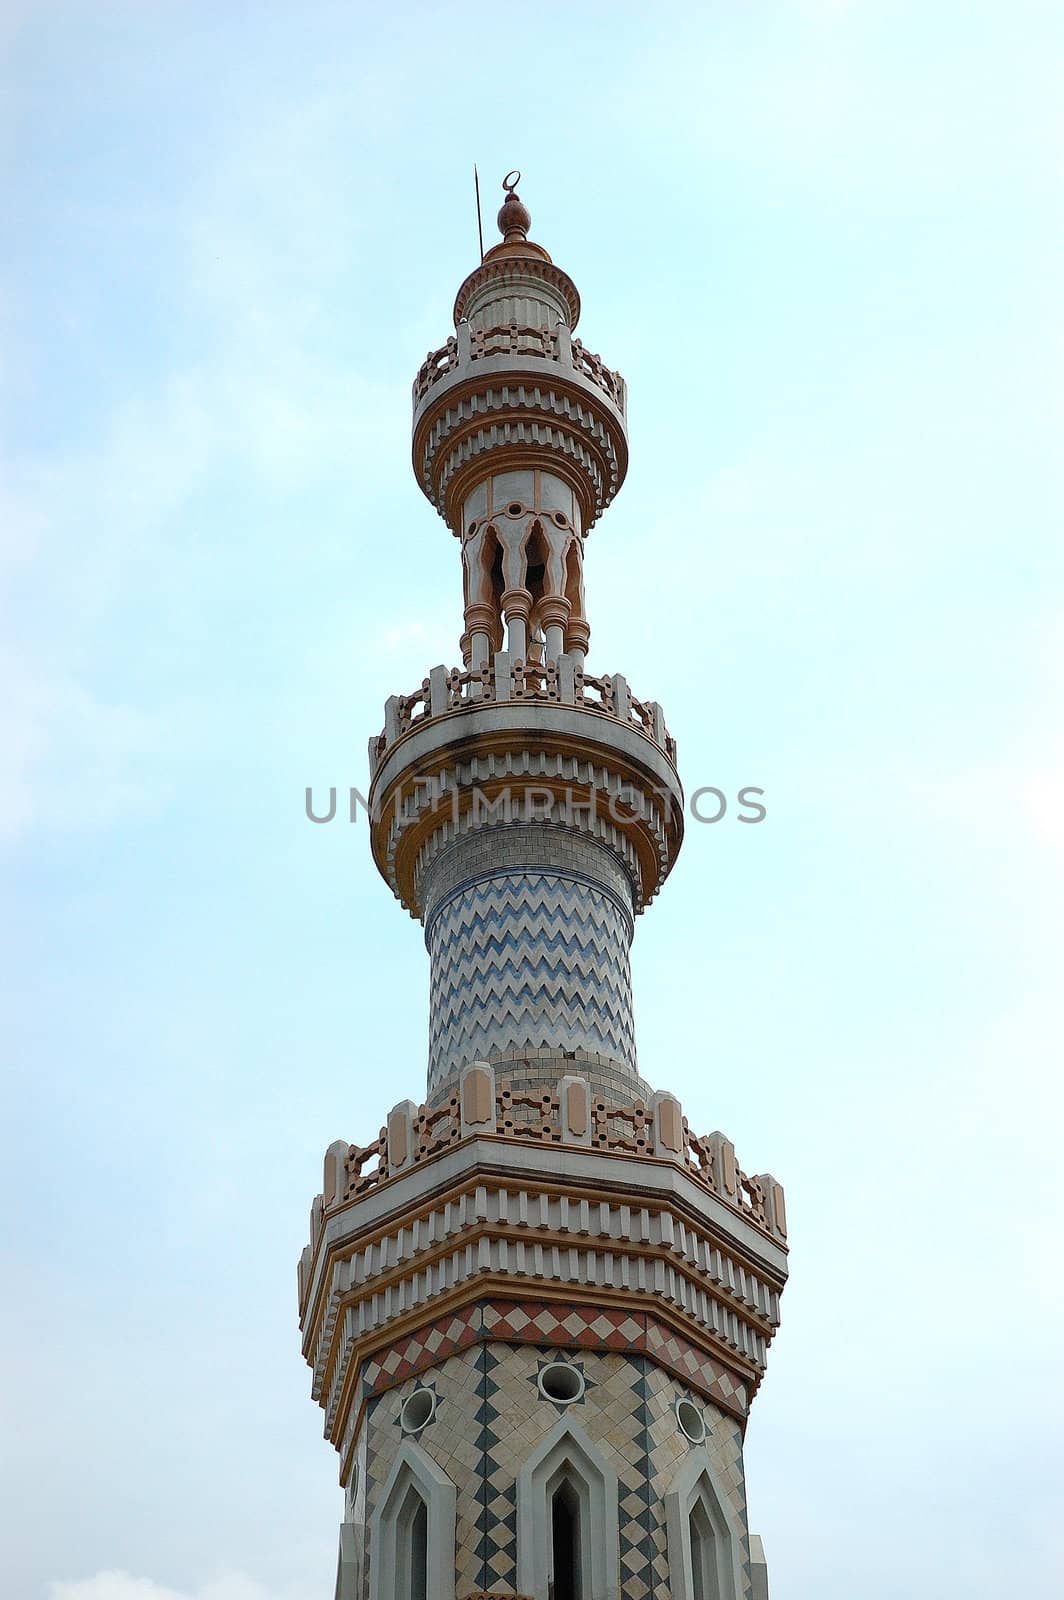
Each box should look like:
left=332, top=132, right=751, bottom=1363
left=463, top=524, right=506, bottom=653
left=689, top=1499, right=717, bottom=1600
left=563, top=539, right=583, bottom=616
left=550, top=1477, right=582, bottom=1600
left=524, top=521, right=549, bottom=610
left=369, top=1438, right=456, bottom=1600
left=395, top=1485, right=428, bottom=1600
left=664, top=1451, right=745, bottom=1600
left=517, top=1416, right=619, bottom=1600
left=487, top=527, right=505, bottom=617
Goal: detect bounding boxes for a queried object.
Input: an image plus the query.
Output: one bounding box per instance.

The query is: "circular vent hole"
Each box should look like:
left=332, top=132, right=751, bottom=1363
left=553, top=511, right=568, bottom=526
left=676, top=1399, right=706, bottom=1443
left=507, top=502, right=523, bottom=515
left=400, top=1389, right=436, bottom=1433
left=538, top=1362, right=585, bottom=1404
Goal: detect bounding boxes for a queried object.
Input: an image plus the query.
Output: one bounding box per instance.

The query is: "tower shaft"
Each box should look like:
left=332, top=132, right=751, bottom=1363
left=299, top=176, right=787, bottom=1600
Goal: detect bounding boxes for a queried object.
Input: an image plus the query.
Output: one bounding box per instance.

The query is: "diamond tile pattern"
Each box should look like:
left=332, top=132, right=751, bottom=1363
left=363, top=1344, right=483, bottom=1600
left=646, top=1363, right=753, bottom=1597
left=356, top=1300, right=749, bottom=1419
left=471, top=1344, right=644, bottom=1597
left=357, top=1333, right=753, bottom=1599
left=475, top=1346, right=518, bottom=1589
left=484, top=1300, right=646, bottom=1354
left=354, top=1298, right=758, bottom=1597
left=644, top=1316, right=750, bottom=1415
left=359, top=1305, right=482, bottom=1396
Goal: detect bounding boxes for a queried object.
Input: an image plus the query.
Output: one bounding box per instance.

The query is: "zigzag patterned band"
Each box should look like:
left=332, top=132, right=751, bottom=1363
left=426, top=869, right=637, bottom=1096
left=423, top=863, right=636, bottom=947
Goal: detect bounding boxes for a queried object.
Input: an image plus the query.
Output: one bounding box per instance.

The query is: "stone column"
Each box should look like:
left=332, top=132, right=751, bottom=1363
left=538, top=595, right=571, bottom=666
left=500, top=586, right=532, bottom=661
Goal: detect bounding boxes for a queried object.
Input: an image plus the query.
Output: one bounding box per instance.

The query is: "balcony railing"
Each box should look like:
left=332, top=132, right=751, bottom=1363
left=371, top=658, right=676, bottom=770
left=413, top=320, right=626, bottom=415
left=309, top=1072, right=786, bottom=1252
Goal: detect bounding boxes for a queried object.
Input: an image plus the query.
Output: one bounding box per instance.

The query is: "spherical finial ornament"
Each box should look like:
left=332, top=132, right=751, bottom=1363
left=497, top=170, right=531, bottom=242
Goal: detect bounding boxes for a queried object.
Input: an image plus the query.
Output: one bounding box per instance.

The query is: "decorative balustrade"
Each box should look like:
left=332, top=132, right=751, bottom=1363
left=591, top=1095, right=653, bottom=1156
left=338, top=1127, right=389, bottom=1198
left=372, top=658, right=676, bottom=769
left=413, top=321, right=626, bottom=413
left=496, top=1086, right=560, bottom=1141
left=321, top=1073, right=785, bottom=1248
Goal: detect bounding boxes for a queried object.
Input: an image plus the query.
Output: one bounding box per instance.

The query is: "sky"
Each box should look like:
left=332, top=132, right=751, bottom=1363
left=2, top=1, right=1062, bottom=1597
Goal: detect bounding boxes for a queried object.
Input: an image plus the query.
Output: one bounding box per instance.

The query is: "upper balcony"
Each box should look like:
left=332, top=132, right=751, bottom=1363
left=365, top=652, right=684, bottom=921
left=370, top=654, right=676, bottom=776
left=411, top=319, right=629, bottom=532
left=413, top=320, right=627, bottom=416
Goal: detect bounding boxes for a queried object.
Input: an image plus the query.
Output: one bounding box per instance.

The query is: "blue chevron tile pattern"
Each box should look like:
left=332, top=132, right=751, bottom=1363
left=425, top=868, right=636, bottom=1096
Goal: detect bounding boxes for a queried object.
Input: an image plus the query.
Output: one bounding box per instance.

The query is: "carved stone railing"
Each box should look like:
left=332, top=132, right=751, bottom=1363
left=412, top=320, right=626, bottom=414
left=371, top=658, right=677, bottom=771
left=304, top=1066, right=787, bottom=1301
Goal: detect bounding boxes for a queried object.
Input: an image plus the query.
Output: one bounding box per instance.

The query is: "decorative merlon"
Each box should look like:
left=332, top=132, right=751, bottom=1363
left=298, top=1139, right=787, bottom=1447
left=372, top=656, right=676, bottom=772
left=301, top=1068, right=786, bottom=1315
left=413, top=322, right=626, bottom=419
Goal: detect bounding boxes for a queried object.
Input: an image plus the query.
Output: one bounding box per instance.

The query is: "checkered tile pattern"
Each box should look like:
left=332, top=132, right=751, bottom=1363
left=362, top=1344, right=483, bottom=1600
left=644, top=1367, right=693, bottom=1593
left=603, top=1355, right=654, bottom=1600
left=474, top=1345, right=519, bottom=1589
left=644, top=1318, right=750, bottom=1415
left=359, top=1304, right=482, bottom=1396
left=474, top=1344, right=647, bottom=1599
left=355, top=1299, right=751, bottom=1426
left=645, top=1364, right=753, bottom=1599
left=360, top=1393, right=380, bottom=1600
left=359, top=1337, right=754, bottom=1600
left=485, top=1300, right=749, bottom=1420
left=483, top=1300, right=645, bottom=1351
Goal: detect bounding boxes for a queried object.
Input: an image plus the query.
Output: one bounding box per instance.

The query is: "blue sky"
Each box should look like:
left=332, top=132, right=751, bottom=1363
left=2, top=2, right=1062, bottom=1598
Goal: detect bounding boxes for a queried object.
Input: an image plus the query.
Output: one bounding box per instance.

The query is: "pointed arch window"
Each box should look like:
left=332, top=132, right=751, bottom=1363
left=549, top=1475, right=583, bottom=1600
left=517, top=1416, right=618, bottom=1600
left=664, top=1453, right=746, bottom=1600
left=688, top=1497, right=716, bottom=1600
left=396, top=1485, right=428, bottom=1600
left=369, top=1439, right=456, bottom=1600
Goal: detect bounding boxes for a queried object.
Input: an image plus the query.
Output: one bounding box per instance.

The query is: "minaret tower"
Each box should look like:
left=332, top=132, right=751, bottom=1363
left=299, top=176, right=789, bottom=1600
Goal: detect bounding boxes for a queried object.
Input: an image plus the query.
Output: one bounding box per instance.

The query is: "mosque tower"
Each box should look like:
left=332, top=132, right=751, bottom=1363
left=298, top=175, right=788, bottom=1600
